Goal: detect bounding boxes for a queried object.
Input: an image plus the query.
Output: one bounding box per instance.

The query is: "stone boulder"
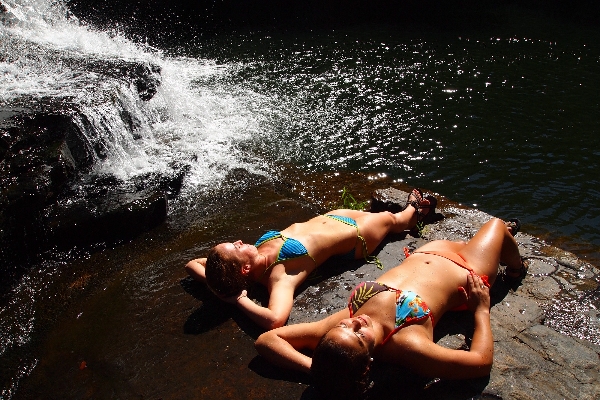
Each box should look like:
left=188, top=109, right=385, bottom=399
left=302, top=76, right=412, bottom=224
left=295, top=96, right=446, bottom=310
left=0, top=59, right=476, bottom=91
left=0, top=56, right=175, bottom=287
left=286, top=187, right=600, bottom=399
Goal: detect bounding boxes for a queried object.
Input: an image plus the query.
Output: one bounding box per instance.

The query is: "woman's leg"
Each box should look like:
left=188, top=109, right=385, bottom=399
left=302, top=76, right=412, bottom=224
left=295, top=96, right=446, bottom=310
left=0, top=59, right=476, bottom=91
left=329, top=188, right=433, bottom=239
left=329, top=207, right=419, bottom=257
left=457, top=218, right=522, bottom=285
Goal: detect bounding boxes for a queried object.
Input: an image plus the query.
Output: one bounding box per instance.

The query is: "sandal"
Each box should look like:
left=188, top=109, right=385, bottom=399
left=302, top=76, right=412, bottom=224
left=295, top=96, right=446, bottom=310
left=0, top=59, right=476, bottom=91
left=505, top=218, right=521, bottom=237
left=407, top=188, right=436, bottom=223
left=503, top=257, right=529, bottom=283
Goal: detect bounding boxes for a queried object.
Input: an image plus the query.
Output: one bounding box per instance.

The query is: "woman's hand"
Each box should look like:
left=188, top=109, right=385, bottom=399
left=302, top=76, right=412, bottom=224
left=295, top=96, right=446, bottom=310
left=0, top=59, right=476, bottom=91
left=219, top=289, right=248, bottom=305
left=459, top=273, right=491, bottom=313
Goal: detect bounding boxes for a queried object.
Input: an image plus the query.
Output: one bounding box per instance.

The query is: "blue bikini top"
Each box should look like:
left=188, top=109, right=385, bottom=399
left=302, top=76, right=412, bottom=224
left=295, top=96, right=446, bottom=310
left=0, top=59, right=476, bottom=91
left=255, top=231, right=316, bottom=273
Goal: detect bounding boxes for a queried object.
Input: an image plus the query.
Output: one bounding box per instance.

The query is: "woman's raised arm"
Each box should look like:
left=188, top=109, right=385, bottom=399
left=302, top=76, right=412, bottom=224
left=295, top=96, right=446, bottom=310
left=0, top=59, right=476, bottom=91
left=185, top=258, right=207, bottom=282
left=255, top=309, right=348, bottom=373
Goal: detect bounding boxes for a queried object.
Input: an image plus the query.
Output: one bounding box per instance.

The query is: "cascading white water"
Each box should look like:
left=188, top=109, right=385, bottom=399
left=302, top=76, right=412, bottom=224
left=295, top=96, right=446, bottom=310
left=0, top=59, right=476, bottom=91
left=1, top=0, right=271, bottom=192
left=1, top=2, right=276, bottom=397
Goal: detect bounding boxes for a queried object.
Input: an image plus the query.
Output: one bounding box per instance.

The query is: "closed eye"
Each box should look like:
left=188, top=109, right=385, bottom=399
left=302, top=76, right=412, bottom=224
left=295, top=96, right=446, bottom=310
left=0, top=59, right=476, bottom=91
left=338, top=322, right=365, bottom=338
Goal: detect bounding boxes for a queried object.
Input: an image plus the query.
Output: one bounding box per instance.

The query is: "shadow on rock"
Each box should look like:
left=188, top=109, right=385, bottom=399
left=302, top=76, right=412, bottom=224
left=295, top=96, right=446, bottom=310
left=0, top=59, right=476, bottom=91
left=180, top=276, right=212, bottom=301
left=489, top=271, right=526, bottom=307
left=181, top=278, right=232, bottom=334
left=249, top=355, right=312, bottom=386
left=183, top=300, right=233, bottom=335
left=181, top=277, right=266, bottom=338
left=299, top=258, right=366, bottom=293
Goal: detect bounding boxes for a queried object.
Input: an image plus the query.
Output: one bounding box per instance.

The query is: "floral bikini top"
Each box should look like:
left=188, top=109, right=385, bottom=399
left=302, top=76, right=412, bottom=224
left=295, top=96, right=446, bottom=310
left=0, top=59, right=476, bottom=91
left=348, top=281, right=434, bottom=344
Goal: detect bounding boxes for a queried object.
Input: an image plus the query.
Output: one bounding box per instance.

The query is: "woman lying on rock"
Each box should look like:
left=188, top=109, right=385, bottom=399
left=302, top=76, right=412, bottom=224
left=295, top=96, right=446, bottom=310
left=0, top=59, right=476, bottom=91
left=255, top=218, right=527, bottom=398
left=185, top=188, right=436, bottom=330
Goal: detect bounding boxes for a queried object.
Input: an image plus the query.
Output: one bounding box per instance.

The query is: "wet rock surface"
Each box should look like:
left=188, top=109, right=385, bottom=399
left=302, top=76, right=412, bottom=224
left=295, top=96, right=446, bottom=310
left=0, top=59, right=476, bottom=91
left=5, top=182, right=598, bottom=400
left=285, top=188, right=600, bottom=399
left=0, top=55, right=170, bottom=286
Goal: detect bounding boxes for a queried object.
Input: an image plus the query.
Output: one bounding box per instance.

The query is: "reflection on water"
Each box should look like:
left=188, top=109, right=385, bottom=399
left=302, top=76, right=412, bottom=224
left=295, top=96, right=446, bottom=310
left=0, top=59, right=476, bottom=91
left=194, top=29, right=600, bottom=261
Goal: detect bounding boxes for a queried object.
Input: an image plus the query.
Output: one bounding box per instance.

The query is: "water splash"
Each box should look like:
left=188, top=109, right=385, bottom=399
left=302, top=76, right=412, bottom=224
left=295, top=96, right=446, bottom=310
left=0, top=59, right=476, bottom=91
left=1, top=0, right=271, bottom=189
left=1, top=2, right=274, bottom=396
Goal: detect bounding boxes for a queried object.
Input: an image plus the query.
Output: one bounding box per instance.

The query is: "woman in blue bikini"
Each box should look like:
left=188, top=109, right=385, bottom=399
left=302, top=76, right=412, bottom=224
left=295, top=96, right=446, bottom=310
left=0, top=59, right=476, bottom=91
left=185, top=189, right=435, bottom=330
left=255, top=218, right=527, bottom=397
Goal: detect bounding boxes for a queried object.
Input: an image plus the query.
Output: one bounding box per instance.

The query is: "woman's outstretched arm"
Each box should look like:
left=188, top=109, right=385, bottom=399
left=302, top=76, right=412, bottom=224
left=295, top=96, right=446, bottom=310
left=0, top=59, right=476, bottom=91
left=396, top=273, right=493, bottom=379
left=255, top=309, right=348, bottom=373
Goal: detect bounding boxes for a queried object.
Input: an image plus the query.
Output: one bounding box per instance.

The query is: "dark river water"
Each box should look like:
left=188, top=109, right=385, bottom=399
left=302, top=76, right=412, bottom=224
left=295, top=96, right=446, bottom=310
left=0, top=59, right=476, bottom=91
left=1, top=0, right=600, bottom=398
left=190, top=26, right=600, bottom=260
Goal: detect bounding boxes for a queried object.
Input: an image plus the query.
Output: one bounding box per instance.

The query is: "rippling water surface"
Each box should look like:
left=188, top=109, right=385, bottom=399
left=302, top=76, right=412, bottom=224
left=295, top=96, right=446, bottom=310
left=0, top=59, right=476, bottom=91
left=189, top=29, right=600, bottom=261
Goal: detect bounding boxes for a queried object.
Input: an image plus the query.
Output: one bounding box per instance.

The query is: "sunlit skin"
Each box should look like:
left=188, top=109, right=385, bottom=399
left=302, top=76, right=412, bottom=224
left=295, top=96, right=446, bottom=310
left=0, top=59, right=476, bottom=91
left=185, top=194, right=432, bottom=330
left=216, top=240, right=259, bottom=264
left=255, top=218, right=524, bottom=379
left=331, top=315, right=378, bottom=353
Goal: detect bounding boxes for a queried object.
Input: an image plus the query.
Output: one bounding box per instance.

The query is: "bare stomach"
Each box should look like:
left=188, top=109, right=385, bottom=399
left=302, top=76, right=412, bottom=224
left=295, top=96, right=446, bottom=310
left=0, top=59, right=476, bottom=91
left=281, top=216, right=360, bottom=264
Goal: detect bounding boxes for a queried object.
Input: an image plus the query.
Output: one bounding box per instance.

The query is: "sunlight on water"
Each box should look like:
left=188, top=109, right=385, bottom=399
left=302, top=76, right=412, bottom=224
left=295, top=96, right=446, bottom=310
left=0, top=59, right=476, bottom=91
left=0, top=357, right=38, bottom=399
left=0, top=278, right=35, bottom=357
left=0, top=276, right=38, bottom=398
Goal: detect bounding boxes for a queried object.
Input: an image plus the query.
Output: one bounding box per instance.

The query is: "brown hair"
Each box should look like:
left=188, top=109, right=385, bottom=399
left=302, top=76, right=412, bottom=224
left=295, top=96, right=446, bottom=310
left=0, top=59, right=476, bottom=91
left=205, top=246, right=250, bottom=297
left=310, top=331, right=372, bottom=400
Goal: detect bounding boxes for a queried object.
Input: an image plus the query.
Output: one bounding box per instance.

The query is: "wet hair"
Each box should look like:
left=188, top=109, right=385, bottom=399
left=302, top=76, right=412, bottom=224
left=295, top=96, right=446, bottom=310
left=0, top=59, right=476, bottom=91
left=205, top=246, right=250, bottom=297
left=310, top=330, right=372, bottom=400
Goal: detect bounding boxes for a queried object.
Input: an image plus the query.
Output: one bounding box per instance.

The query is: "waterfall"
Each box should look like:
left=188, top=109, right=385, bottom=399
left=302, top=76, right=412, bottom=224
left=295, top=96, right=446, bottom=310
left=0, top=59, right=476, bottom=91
left=1, top=0, right=270, bottom=194
left=0, top=2, right=277, bottom=397
left=0, top=0, right=282, bottom=286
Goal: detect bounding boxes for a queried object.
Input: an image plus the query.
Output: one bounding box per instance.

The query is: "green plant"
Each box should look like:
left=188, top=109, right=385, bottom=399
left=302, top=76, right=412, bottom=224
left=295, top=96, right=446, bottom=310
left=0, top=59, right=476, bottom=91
left=415, top=221, right=429, bottom=237
left=340, top=187, right=368, bottom=210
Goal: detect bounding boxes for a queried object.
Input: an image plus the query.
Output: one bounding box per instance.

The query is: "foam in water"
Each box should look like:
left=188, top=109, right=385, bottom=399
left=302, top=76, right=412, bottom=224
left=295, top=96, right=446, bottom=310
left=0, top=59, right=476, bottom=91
left=1, top=0, right=270, bottom=188
left=1, top=1, right=272, bottom=396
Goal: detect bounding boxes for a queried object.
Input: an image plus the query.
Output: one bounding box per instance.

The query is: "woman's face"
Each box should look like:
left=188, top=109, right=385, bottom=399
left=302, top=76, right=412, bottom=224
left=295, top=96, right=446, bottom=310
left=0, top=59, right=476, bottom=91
left=216, top=240, right=257, bottom=265
left=329, top=314, right=376, bottom=353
